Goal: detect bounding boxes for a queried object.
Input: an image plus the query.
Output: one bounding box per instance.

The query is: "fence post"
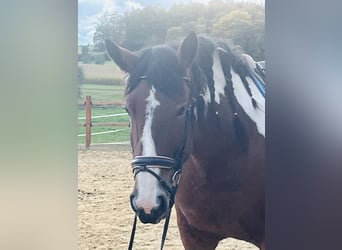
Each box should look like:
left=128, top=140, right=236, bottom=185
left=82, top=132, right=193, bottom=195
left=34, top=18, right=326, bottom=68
left=85, top=96, right=92, bottom=149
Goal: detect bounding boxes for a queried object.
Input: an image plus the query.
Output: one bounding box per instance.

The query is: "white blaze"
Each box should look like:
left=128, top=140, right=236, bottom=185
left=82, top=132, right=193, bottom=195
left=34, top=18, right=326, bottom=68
left=231, top=69, right=265, bottom=137
left=135, top=86, right=161, bottom=213
left=141, top=86, right=160, bottom=156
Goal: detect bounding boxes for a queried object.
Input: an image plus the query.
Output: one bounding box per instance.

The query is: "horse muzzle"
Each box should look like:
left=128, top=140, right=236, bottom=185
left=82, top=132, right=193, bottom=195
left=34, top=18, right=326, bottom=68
left=130, top=156, right=180, bottom=223
left=130, top=193, right=168, bottom=224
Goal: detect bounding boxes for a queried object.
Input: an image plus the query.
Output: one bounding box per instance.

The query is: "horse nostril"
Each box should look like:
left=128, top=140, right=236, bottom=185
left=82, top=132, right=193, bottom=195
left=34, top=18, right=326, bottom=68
left=130, top=194, right=137, bottom=212
left=157, top=195, right=167, bottom=212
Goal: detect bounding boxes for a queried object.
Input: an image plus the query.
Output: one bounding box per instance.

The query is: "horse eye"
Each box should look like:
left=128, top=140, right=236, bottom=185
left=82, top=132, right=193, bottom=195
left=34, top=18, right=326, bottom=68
left=176, top=106, right=186, bottom=116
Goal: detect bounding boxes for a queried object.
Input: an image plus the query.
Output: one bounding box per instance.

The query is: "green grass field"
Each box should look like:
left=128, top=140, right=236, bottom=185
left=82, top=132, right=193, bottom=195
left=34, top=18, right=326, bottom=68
left=78, top=106, right=130, bottom=144
left=80, top=84, right=125, bottom=101
left=78, top=62, right=130, bottom=145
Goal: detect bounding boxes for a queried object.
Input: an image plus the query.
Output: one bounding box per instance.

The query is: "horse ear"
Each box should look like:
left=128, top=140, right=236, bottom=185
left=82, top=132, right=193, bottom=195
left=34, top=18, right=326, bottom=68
left=177, top=31, right=198, bottom=69
left=104, top=39, right=138, bottom=72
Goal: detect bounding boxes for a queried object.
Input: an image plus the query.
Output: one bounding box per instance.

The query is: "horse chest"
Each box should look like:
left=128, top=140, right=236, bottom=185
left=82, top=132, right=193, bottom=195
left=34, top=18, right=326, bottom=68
left=177, top=167, right=246, bottom=233
left=176, top=187, right=249, bottom=237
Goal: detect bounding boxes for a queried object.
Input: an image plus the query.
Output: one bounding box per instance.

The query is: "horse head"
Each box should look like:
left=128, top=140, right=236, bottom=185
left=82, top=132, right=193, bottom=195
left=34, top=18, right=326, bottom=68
left=105, top=32, right=198, bottom=224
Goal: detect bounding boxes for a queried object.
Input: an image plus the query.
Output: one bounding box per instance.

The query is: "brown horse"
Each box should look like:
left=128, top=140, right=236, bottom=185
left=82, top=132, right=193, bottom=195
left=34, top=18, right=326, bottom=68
left=105, top=32, right=265, bottom=249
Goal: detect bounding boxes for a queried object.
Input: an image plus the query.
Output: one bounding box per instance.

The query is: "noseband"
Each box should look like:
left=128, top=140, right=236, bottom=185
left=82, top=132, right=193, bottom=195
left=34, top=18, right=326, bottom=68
left=128, top=75, right=193, bottom=250
left=132, top=156, right=181, bottom=195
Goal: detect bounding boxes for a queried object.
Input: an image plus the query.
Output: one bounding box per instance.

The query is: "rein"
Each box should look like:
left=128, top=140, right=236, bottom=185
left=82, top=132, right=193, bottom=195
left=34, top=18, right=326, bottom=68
left=128, top=193, right=175, bottom=250
left=128, top=75, right=193, bottom=249
left=128, top=157, right=177, bottom=250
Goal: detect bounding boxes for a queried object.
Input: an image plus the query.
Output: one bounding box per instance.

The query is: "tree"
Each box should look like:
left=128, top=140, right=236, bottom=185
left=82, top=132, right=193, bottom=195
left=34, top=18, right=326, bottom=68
left=77, top=66, right=84, bottom=99
left=168, top=3, right=207, bottom=30
left=213, top=9, right=264, bottom=60
left=80, top=45, right=92, bottom=63
left=166, top=26, right=184, bottom=41
left=93, top=12, right=124, bottom=52
left=90, top=2, right=265, bottom=59
left=123, top=7, right=169, bottom=50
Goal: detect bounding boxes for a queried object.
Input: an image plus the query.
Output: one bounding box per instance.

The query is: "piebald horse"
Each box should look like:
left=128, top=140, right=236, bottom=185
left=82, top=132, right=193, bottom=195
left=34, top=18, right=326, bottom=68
left=105, top=32, right=265, bottom=250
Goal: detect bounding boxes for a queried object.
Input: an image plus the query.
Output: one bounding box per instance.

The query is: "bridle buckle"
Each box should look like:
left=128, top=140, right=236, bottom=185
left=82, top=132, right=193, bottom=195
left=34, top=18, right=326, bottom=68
left=172, top=170, right=181, bottom=187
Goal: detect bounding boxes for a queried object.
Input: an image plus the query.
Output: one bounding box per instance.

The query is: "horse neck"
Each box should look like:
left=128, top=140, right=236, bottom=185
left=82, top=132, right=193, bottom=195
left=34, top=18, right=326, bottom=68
left=187, top=40, right=265, bottom=165
left=192, top=100, right=240, bottom=155
left=189, top=72, right=259, bottom=164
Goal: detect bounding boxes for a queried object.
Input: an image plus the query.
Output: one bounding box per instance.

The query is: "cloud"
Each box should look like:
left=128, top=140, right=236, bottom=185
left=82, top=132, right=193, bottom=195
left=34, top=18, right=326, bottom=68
left=78, top=15, right=98, bottom=45
left=78, top=0, right=120, bottom=45
left=78, top=3, right=101, bottom=45
left=102, top=0, right=119, bottom=13
left=125, top=1, right=143, bottom=11
left=78, top=0, right=100, bottom=3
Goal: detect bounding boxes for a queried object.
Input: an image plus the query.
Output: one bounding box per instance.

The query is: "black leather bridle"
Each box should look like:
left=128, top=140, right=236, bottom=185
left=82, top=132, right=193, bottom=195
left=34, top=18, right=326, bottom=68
left=128, top=75, right=193, bottom=250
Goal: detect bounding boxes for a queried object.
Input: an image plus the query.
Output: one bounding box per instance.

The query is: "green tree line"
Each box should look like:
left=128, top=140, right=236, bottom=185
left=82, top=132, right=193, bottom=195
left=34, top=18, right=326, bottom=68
left=92, top=0, right=265, bottom=61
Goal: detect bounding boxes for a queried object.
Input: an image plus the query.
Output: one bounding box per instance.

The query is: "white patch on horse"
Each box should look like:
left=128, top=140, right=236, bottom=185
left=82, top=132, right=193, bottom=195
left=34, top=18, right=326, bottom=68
left=193, top=106, right=198, bottom=121
left=231, top=69, right=265, bottom=137
left=200, top=86, right=211, bottom=116
left=242, top=54, right=257, bottom=71
left=212, top=50, right=226, bottom=104
left=135, top=86, right=162, bottom=213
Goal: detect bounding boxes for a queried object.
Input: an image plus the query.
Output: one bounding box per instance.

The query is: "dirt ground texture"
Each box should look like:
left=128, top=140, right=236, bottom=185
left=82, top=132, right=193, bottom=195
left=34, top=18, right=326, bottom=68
left=78, top=149, right=258, bottom=250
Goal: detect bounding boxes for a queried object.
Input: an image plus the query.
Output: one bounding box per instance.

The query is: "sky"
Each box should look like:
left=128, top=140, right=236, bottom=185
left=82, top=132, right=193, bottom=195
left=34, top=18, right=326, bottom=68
left=78, top=0, right=264, bottom=45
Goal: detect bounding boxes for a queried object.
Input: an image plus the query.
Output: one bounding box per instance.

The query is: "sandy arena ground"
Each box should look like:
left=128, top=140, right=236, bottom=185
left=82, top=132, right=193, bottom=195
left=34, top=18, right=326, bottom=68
left=78, top=149, right=258, bottom=250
